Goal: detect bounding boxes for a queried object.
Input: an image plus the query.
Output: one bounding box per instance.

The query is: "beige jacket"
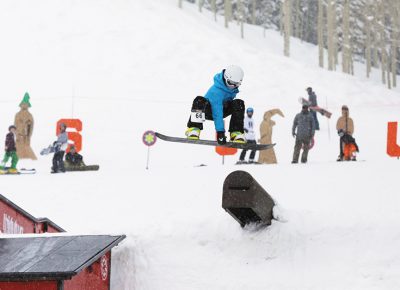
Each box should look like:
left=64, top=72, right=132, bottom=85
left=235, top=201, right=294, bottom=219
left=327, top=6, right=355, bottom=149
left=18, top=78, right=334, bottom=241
left=336, top=109, right=354, bottom=135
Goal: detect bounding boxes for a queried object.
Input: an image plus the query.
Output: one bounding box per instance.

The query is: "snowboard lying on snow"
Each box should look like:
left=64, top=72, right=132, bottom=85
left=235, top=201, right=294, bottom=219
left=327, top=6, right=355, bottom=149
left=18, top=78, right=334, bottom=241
left=64, top=164, right=100, bottom=172
left=156, top=132, right=275, bottom=151
left=0, top=168, right=36, bottom=175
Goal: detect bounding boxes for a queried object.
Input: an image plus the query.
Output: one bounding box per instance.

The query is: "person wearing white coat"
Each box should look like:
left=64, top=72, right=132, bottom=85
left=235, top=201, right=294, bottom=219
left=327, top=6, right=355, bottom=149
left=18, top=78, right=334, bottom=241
left=238, top=108, right=257, bottom=164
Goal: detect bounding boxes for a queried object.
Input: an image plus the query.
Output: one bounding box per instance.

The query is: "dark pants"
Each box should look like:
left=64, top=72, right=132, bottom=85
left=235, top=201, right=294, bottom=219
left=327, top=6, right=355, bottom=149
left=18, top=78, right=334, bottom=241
left=311, top=111, right=320, bottom=130
left=239, top=140, right=256, bottom=161
left=52, top=151, right=65, bottom=172
left=292, top=137, right=311, bottom=163
left=339, top=135, right=359, bottom=159
left=187, top=96, right=244, bottom=132
left=339, top=137, right=345, bottom=158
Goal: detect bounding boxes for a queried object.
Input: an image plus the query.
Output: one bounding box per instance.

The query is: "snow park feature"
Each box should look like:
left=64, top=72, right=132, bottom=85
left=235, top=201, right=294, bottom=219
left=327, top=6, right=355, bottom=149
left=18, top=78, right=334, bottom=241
left=0, top=0, right=400, bottom=289
left=222, top=171, right=275, bottom=228
left=0, top=235, right=125, bottom=290
left=0, top=194, right=64, bottom=234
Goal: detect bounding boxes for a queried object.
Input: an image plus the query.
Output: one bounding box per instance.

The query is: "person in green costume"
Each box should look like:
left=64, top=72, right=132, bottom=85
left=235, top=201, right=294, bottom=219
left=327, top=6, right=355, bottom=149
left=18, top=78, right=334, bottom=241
left=0, top=125, right=19, bottom=174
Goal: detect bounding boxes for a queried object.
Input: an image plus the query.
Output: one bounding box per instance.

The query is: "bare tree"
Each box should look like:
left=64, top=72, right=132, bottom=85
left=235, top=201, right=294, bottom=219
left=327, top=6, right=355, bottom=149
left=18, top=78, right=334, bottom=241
left=224, top=0, right=232, bottom=28
left=390, top=0, right=399, bottom=87
left=198, top=0, right=203, bottom=12
left=239, top=0, right=245, bottom=39
left=364, top=2, right=372, bottom=78
left=211, top=0, right=217, bottom=21
left=279, top=1, right=284, bottom=35
left=333, top=1, right=338, bottom=67
left=318, top=0, right=324, bottom=68
left=282, top=0, right=291, bottom=57
left=293, top=0, right=301, bottom=39
left=372, top=3, right=379, bottom=68
left=251, top=0, right=256, bottom=25
left=327, top=0, right=335, bottom=71
left=377, top=0, right=386, bottom=84
left=342, top=0, right=351, bottom=74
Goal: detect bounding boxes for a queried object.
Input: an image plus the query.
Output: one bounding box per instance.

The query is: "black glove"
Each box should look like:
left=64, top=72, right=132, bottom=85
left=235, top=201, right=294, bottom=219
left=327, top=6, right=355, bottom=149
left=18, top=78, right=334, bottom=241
left=292, top=133, right=296, bottom=138
left=217, top=131, right=226, bottom=145
left=244, top=128, right=249, bottom=133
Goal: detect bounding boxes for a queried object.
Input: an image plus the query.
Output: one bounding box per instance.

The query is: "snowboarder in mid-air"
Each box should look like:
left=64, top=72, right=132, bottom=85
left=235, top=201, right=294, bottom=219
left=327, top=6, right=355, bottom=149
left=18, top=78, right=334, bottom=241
left=237, top=107, right=257, bottom=164
left=0, top=125, right=19, bottom=174
left=186, top=65, right=246, bottom=145
left=51, top=123, right=68, bottom=173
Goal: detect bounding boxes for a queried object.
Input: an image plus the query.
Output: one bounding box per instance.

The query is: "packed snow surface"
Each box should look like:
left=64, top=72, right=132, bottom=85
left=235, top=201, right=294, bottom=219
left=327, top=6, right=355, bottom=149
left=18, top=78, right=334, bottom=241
left=0, top=0, right=400, bottom=289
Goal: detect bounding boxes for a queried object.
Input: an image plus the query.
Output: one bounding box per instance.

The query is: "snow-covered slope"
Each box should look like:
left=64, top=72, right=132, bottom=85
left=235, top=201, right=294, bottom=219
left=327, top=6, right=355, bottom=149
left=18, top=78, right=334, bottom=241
left=0, top=0, right=400, bottom=289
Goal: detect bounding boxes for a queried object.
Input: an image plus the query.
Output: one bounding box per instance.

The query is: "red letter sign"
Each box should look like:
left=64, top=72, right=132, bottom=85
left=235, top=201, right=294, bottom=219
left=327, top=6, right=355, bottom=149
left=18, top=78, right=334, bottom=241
left=387, top=122, right=400, bottom=157
left=56, top=119, right=83, bottom=153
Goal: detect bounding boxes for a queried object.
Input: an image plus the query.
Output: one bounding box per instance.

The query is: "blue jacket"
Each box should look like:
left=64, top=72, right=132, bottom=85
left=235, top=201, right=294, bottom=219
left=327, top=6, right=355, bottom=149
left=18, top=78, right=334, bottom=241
left=204, top=71, right=239, bottom=132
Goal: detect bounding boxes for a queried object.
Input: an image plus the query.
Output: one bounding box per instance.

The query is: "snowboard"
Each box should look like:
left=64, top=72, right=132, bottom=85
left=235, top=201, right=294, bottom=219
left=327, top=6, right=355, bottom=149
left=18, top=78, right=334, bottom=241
left=156, top=132, right=275, bottom=150
left=0, top=168, right=36, bottom=175
left=65, top=165, right=100, bottom=172
left=40, top=145, right=56, bottom=155
left=299, top=98, right=332, bottom=118
left=235, top=161, right=262, bottom=165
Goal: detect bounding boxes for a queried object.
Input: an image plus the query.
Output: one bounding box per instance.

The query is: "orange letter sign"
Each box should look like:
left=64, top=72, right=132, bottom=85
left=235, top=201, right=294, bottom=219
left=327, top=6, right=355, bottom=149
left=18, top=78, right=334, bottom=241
left=387, top=122, right=400, bottom=157
left=56, top=119, right=83, bottom=153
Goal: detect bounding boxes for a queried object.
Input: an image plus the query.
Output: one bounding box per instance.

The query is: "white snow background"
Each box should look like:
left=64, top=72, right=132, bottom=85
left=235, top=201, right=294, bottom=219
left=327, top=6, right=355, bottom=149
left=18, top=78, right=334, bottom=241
left=0, top=0, right=400, bottom=289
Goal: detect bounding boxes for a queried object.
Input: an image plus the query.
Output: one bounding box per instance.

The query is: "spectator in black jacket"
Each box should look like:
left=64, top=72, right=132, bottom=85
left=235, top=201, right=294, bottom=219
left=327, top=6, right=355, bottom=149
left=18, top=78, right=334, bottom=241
left=0, top=125, right=19, bottom=173
left=65, top=145, right=84, bottom=167
left=292, top=105, right=315, bottom=164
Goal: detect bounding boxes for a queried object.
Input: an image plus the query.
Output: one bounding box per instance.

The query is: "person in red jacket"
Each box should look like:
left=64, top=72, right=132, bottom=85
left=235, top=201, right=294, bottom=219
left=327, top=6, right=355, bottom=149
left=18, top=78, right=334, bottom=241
left=0, top=125, right=19, bottom=174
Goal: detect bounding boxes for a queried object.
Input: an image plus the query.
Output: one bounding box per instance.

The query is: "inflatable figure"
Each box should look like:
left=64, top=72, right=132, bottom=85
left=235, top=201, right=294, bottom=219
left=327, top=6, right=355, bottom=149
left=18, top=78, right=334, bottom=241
left=258, top=109, right=284, bottom=164
left=14, top=93, right=37, bottom=160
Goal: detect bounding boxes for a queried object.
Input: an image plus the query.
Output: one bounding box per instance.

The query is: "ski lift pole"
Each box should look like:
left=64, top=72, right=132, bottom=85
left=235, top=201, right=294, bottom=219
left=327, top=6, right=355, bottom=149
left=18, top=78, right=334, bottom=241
left=146, top=146, right=150, bottom=170
left=142, top=130, right=157, bottom=170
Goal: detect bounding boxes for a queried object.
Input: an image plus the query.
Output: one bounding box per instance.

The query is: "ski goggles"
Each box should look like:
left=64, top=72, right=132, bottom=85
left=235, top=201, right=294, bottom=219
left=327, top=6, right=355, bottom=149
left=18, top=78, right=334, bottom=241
left=226, top=79, right=242, bottom=88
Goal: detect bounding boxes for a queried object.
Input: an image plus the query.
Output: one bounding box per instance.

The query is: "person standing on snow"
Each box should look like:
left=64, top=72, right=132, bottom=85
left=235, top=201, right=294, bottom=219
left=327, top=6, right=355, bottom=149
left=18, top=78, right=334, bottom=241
left=186, top=65, right=246, bottom=145
left=0, top=125, right=19, bottom=174
left=291, top=105, right=315, bottom=164
left=52, top=123, right=68, bottom=173
left=237, top=107, right=257, bottom=164
left=336, top=105, right=354, bottom=161
left=306, top=87, right=320, bottom=130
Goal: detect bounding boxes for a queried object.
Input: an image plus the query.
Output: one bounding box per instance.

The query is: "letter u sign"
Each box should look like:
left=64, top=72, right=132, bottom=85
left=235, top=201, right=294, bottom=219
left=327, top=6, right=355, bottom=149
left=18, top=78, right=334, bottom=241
left=56, top=119, right=83, bottom=153
left=387, top=122, right=400, bottom=157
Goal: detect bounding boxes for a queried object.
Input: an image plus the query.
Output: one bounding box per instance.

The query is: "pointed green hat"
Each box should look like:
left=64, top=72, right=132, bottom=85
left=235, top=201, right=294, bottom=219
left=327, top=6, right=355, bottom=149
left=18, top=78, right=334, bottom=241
left=19, top=92, right=31, bottom=107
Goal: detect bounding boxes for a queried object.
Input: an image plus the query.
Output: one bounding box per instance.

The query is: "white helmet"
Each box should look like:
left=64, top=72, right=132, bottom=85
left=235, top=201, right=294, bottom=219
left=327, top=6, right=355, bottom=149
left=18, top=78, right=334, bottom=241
left=224, top=65, right=244, bottom=87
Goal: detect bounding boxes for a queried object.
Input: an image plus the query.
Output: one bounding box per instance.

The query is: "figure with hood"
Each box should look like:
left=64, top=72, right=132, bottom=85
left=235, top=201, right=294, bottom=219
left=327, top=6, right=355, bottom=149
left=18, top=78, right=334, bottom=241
left=186, top=65, right=246, bottom=145
left=336, top=105, right=355, bottom=161
left=292, top=105, right=315, bottom=164
left=14, top=92, right=37, bottom=160
left=258, top=109, right=284, bottom=164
